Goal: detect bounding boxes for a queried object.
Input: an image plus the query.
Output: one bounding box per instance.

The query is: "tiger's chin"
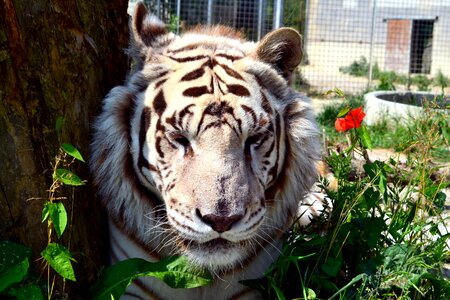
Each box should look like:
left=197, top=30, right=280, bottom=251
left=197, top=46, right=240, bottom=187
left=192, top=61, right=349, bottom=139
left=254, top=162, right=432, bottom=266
left=180, top=237, right=251, bottom=272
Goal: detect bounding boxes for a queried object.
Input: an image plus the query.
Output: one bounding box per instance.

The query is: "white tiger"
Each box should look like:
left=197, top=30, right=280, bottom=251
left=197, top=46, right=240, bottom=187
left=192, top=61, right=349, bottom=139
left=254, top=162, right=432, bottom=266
left=90, top=2, right=323, bottom=299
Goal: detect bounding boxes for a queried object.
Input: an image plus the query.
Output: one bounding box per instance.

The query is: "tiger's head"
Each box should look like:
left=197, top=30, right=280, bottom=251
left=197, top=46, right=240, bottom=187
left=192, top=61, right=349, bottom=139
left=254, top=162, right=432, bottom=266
left=91, top=2, right=320, bottom=272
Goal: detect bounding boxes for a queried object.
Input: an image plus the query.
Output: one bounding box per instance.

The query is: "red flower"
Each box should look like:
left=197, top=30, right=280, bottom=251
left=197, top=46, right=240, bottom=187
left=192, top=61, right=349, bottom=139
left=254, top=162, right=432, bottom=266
left=335, top=118, right=353, bottom=132
left=335, top=107, right=365, bottom=132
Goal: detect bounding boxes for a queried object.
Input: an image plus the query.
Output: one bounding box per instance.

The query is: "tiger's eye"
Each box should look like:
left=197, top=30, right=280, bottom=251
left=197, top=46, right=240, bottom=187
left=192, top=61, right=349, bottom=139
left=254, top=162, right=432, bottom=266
left=171, top=133, right=191, bottom=148
left=244, top=135, right=262, bottom=157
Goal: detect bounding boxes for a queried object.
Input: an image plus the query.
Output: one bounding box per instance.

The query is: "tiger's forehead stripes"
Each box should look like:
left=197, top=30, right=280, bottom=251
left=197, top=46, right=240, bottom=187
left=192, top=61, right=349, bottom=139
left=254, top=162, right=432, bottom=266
left=165, top=54, right=251, bottom=99
left=143, top=48, right=278, bottom=151
left=166, top=39, right=246, bottom=61
left=196, top=101, right=242, bottom=136
left=164, top=103, right=195, bottom=132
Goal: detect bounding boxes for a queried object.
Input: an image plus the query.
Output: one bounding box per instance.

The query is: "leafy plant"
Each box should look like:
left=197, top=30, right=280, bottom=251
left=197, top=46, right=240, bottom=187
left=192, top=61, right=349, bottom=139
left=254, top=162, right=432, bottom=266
left=339, top=57, right=448, bottom=92
left=168, top=15, right=180, bottom=33
left=433, top=70, right=449, bottom=94
left=376, top=71, right=397, bottom=91
left=339, top=56, right=380, bottom=78
left=250, top=91, right=450, bottom=299
left=37, top=142, right=86, bottom=297
left=411, top=74, right=433, bottom=91
left=92, top=256, right=212, bottom=300
left=0, top=118, right=86, bottom=299
left=0, top=241, right=43, bottom=300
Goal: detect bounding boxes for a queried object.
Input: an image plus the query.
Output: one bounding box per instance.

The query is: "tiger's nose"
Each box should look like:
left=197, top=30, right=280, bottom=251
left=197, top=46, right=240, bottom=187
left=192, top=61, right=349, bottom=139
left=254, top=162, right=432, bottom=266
left=196, top=209, right=243, bottom=233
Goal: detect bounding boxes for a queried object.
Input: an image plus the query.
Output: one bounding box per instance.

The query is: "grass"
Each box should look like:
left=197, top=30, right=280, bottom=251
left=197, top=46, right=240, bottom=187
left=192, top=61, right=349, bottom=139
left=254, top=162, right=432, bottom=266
left=248, top=95, right=450, bottom=299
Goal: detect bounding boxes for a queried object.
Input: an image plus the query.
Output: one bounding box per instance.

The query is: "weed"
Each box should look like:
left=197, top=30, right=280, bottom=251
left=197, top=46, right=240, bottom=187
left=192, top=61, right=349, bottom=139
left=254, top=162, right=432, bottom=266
left=250, top=92, right=450, bottom=299
left=411, top=75, right=433, bottom=91
left=339, top=57, right=450, bottom=92
left=377, top=72, right=397, bottom=91
left=339, top=56, right=372, bottom=77
left=0, top=119, right=85, bottom=300
left=434, top=70, right=449, bottom=95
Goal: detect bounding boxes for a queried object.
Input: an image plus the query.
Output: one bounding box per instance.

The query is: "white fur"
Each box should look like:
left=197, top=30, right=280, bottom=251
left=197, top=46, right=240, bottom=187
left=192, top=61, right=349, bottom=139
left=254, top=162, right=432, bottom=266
left=90, top=3, right=324, bottom=299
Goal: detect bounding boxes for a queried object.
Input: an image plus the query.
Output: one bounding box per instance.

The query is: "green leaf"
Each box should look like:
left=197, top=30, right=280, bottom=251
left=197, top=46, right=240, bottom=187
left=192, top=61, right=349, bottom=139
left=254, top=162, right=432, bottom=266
left=8, top=284, right=43, bottom=300
left=328, top=274, right=366, bottom=300
left=379, top=172, right=387, bottom=195
left=321, top=256, right=342, bottom=277
left=0, top=241, right=32, bottom=292
left=42, top=202, right=50, bottom=223
left=323, top=89, right=335, bottom=96
left=333, top=87, right=346, bottom=97
left=54, top=168, right=85, bottom=186
left=42, top=202, right=67, bottom=238
left=382, top=244, right=410, bottom=270
left=363, top=187, right=380, bottom=210
left=357, top=125, right=373, bottom=149
left=352, top=217, right=386, bottom=248
left=61, top=143, right=85, bottom=162
left=364, top=162, right=387, bottom=195
left=324, top=87, right=345, bottom=98
left=403, top=202, right=417, bottom=230
left=52, top=202, right=67, bottom=238
left=92, top=256, right=212, bottom=300
left=41, top=243, right=76, bottom=281
left=336, top=106, right=350, bottom=118
left=363, top=162, right=377, bottom=179
left=273, top=285, right=286, bottom=300
left=306, top=288, right=316, bottom=299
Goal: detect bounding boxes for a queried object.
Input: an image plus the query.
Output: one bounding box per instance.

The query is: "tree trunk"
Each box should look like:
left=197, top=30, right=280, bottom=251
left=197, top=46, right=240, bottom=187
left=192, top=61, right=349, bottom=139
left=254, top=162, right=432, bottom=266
left=0, top=0, right=129, bottom=297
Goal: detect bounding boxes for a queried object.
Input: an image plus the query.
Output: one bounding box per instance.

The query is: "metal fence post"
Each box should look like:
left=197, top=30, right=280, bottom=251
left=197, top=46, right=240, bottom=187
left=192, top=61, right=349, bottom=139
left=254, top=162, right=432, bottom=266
left=303, top=0, right=310, bottom=63
left=273, top=0, right=284, bottom=29
left=258, top=0, right=264, bottom=40
left=207, top=0, right=213, bottom=25
left=368, top=0, right=377, bottom=90
left=176, top=0, right=181, bottom=34
left=156, top=0, right=160, bottom=18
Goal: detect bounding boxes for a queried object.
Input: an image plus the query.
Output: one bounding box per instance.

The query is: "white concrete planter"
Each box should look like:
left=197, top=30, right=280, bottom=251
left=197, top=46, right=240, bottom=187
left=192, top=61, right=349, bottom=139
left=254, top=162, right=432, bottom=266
left=364, top=91, right=447, bottom=125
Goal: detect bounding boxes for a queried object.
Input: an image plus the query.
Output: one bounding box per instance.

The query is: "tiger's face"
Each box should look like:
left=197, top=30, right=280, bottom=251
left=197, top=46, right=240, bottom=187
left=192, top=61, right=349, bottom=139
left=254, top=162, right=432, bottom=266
left=92, top=2, right=319, bottom=274
left=133, top=52, right=285, bottom=267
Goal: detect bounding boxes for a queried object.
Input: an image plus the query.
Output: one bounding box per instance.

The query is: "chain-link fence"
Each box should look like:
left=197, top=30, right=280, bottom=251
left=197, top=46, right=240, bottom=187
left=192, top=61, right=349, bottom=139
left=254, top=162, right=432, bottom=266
left=128, top=0, right=450, bottom=95
left=129, top=0, right=277, bottom=41
left=304, top=0, right=450, bottom=95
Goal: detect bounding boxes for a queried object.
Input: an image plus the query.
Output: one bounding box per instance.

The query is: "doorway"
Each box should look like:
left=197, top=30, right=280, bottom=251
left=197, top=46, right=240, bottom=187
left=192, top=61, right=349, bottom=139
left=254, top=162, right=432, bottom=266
left=409, top=20, right=434, bottom=74
left=385, top=18, right=434, bottom=74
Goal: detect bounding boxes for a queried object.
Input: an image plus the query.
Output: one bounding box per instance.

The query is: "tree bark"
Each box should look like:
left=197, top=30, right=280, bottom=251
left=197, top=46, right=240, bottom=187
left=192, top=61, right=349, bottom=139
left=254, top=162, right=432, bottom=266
left=0, top=0, right=129, bottom=297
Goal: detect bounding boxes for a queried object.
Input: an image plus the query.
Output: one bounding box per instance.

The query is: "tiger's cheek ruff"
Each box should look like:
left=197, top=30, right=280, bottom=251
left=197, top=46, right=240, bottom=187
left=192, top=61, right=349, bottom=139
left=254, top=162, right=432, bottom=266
left=90, top=2, right=321, bottom=298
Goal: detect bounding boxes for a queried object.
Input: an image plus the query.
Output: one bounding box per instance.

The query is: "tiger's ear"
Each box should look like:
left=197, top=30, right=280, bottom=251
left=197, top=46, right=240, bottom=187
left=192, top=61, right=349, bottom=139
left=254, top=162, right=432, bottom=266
left=254, top=28, right=303, bottom=80
left=132, top=1, right=168, bottom=48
